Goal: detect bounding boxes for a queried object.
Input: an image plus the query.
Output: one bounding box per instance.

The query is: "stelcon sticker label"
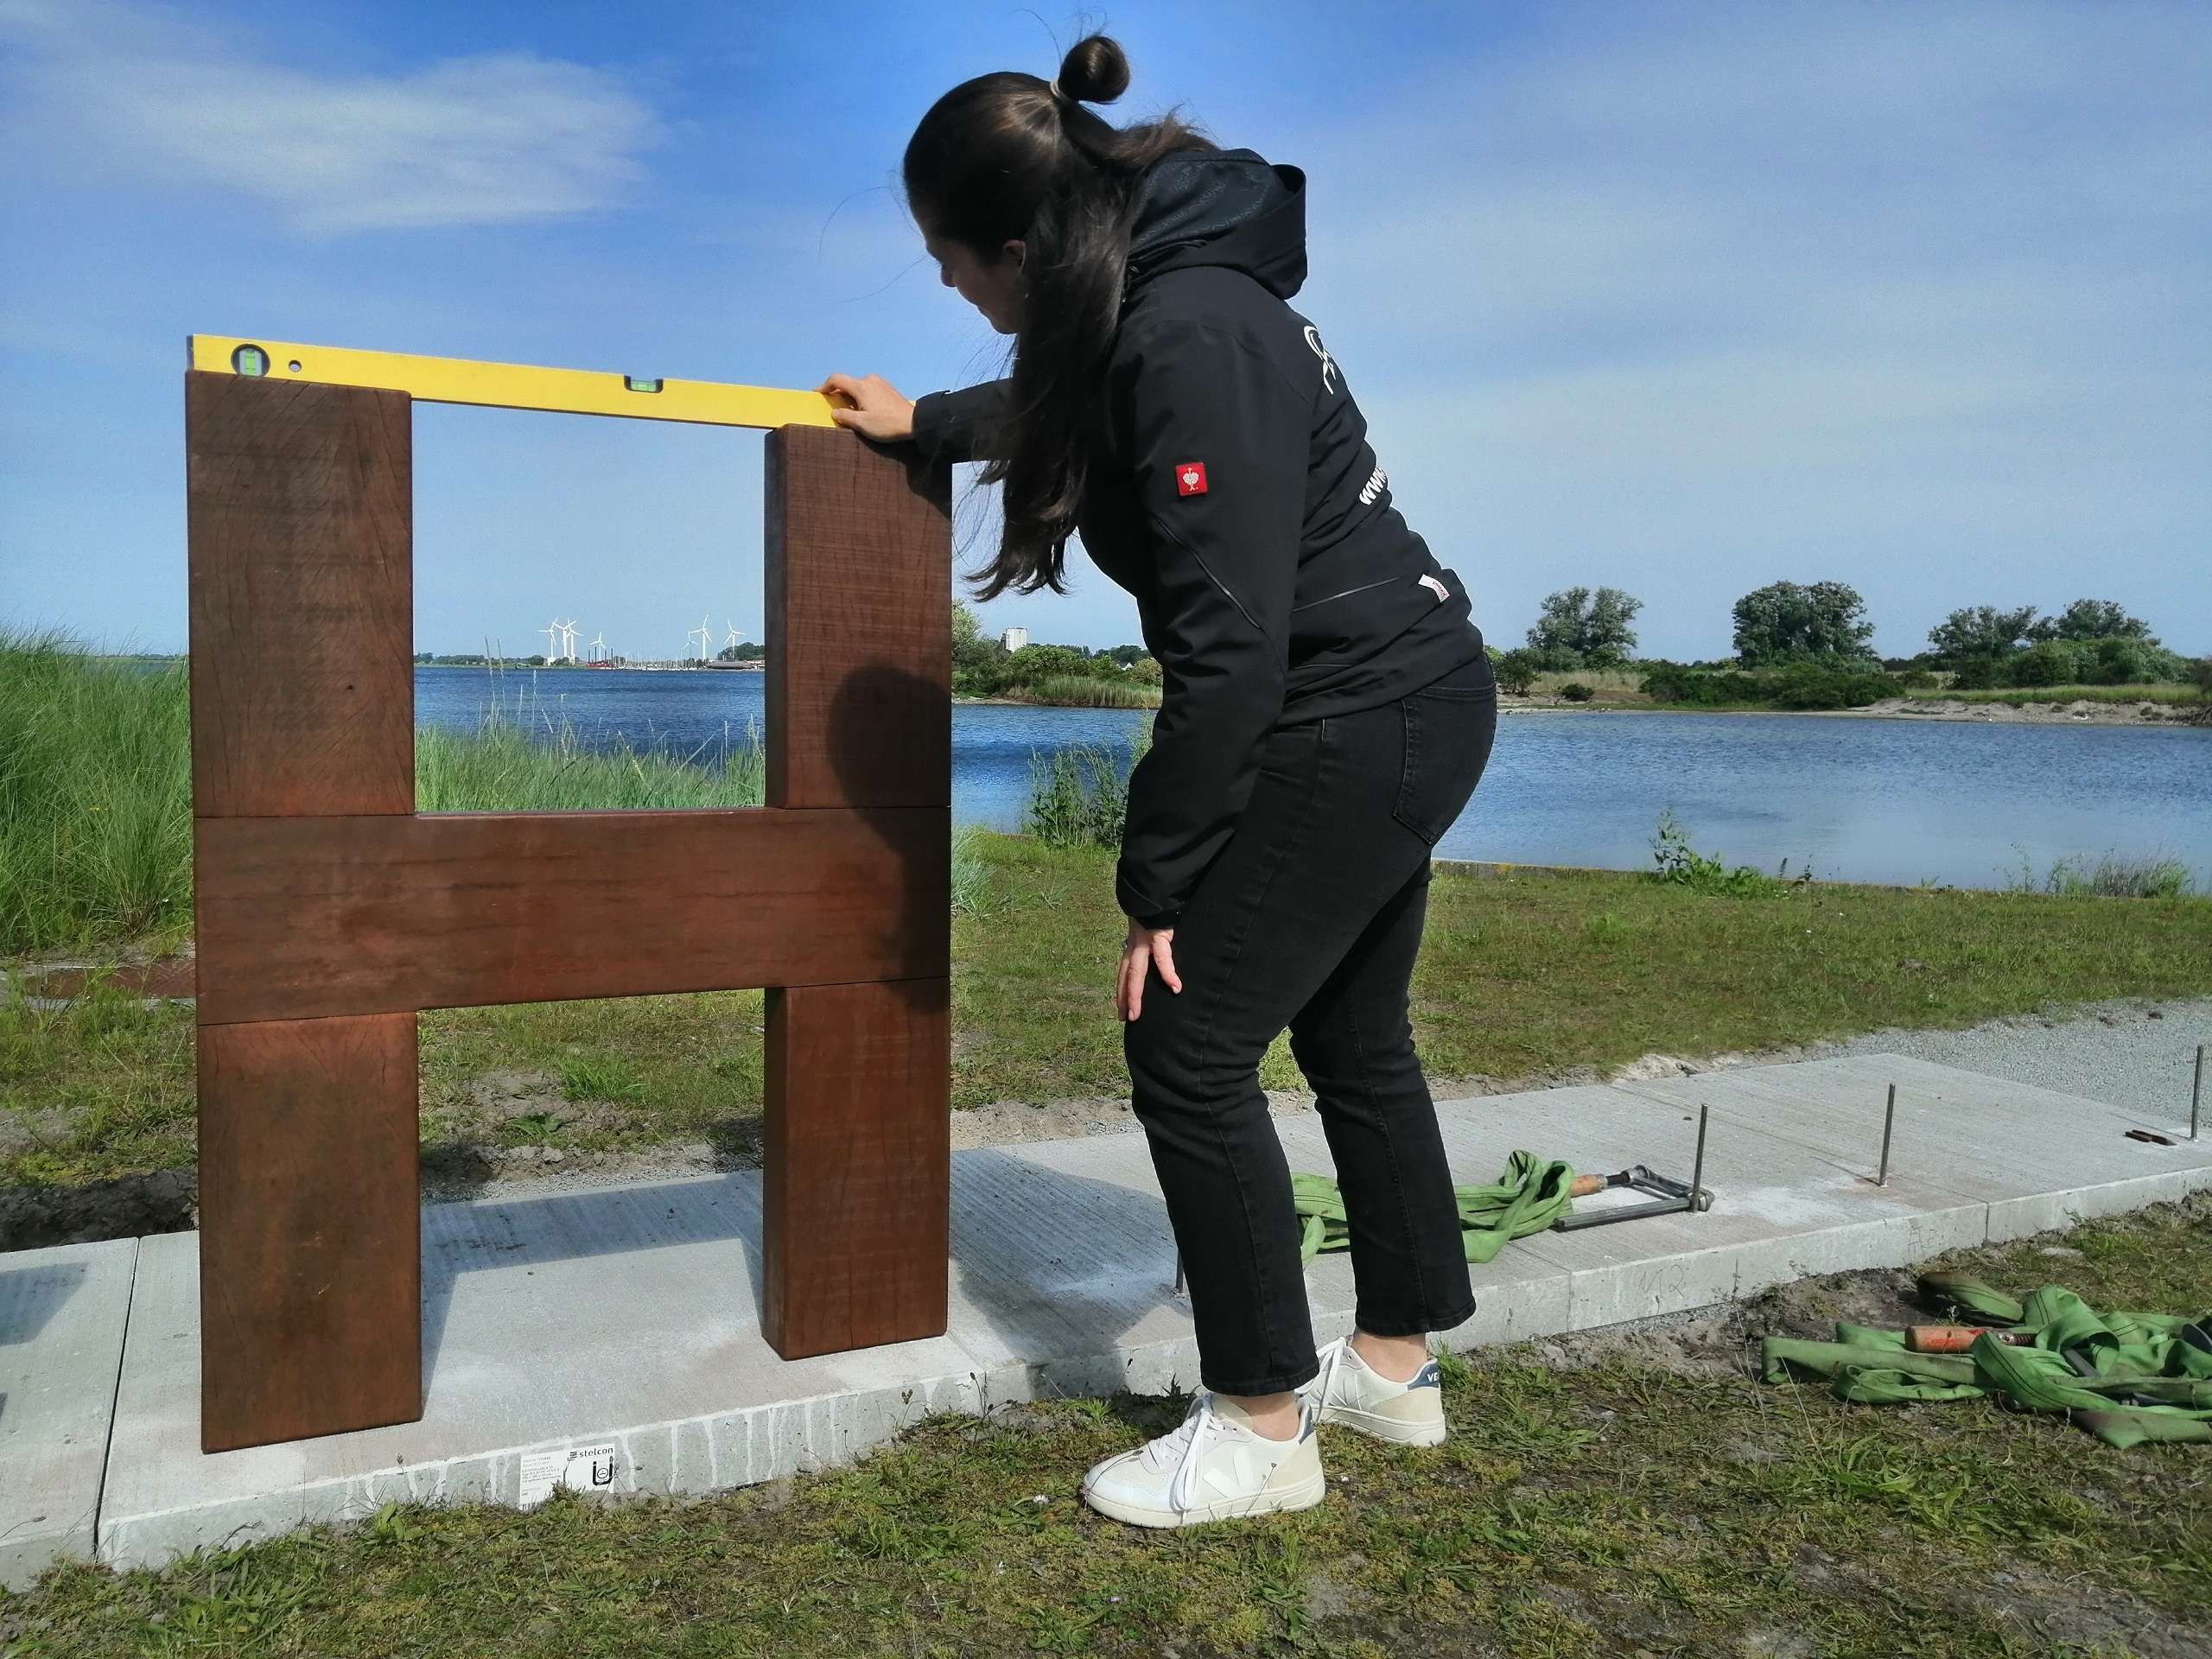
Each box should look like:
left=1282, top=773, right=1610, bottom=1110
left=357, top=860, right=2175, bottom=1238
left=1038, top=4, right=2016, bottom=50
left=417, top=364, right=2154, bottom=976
left=519, top=1441, right=623, bottom=1508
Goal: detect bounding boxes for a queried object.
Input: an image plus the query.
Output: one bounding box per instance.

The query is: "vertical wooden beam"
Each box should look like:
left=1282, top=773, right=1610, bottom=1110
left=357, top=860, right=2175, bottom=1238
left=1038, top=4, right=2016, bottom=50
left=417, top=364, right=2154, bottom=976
left=197, top=1014, right=421, bottom=1450
left=188, top=371, right=422, bottom=1448
left=763, top=979, right=951, bottom=1355
left=761, top=427, right=951, bottom=1357
left=765, top=425, right=951, bottom=809
left=186, top=372, right=414, bottom=817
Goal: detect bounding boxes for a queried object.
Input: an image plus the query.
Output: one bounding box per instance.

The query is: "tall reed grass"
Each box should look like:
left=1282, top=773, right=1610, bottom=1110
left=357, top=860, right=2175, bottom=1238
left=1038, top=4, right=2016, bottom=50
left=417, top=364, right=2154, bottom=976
left=1951, top=683, right=2200, bottom=707
left=1024, top=728, right=1151, bottom=851
left=2005, top=849, right=2196, bottom=899
left=416, top=679, right=766, bottom=812
left=1014, top=675, right=1161, bottom=709
left=0, top=643, right=770, bottom=954
left=0, top=630, right=192, bottom=952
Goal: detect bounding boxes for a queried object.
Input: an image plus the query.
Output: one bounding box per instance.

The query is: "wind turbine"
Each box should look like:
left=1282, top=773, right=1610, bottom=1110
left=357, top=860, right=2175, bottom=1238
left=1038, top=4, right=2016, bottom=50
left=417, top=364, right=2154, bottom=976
left=557, top=619, right=579, bottom=662
left=685, top=618, right=711, bottom=662
left=541, top=619, right=562, bottom=661
left=723, top=620, right=743, bottom=657
left=589, top=632, right=607, bottom=664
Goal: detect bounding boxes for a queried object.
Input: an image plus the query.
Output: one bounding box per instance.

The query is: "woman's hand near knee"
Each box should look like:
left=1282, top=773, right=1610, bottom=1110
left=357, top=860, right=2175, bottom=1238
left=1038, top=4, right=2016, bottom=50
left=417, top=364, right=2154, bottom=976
left=1117, top=921, right=1182, bottom=1021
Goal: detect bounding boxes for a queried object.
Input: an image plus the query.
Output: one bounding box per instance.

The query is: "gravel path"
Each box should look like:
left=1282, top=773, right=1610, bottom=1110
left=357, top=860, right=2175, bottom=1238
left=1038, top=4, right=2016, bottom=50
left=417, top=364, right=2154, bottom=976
left=1807, top=996, right=2211, bottom=1128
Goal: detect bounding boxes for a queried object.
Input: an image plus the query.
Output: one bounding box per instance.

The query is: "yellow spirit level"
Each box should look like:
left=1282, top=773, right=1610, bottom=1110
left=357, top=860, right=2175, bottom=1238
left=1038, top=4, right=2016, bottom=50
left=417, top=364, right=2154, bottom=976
left=188, top=334, right=840, bottom=430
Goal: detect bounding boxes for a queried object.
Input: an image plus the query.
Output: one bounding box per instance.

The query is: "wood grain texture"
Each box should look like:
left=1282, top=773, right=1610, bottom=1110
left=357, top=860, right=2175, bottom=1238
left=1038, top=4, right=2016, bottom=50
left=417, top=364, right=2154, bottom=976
left=194, top=807, right=950, bottom=1024
left=197, top=1013, right=421, bottom=1451
left=762, top=977, right=951, bottom=1357
left=186, top=372, right=413, bottom=817
left=766, top=427, right=951, bottom=810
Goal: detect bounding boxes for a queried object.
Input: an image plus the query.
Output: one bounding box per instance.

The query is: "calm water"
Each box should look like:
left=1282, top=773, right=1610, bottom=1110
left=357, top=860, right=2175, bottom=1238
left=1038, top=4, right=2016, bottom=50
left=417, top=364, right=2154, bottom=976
left=416, top=666, right=2212, bottom=890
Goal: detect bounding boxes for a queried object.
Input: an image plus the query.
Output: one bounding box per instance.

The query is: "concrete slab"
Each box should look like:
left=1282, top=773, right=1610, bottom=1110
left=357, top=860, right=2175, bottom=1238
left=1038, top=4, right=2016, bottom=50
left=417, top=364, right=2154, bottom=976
left=1612, top=1053, right=2212, bottom=1239
left=1429, top=1084, right=1991, bottom=1329
left=64, top=1056, right=2212, bottom=1576
left=1, top=1238, right=136, bottom=1589
left=99, top=1177, right=987, bottom=1571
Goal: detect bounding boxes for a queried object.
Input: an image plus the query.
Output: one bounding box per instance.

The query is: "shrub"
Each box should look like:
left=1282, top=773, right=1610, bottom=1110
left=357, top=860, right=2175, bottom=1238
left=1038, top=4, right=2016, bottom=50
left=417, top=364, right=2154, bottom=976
left=1640, top=664, right=1764, bottom=705
left=2009, top=639, right=2082, bottom=687
left=1766, top=664, right=1901, bottom=710
left=1489, top=646, right=1540, bottom=696
left=1649, top=811, right=1778, bottom=897
left=2195, top=658, right=2212, bottom=696
left=1558, top=682, right=1594, bottom=702
left=1023, top=728, right=1150, bottom=851
left=1948, top=657, right=2005, bottom=690
left=2091, top=639, right=2150, bottom=685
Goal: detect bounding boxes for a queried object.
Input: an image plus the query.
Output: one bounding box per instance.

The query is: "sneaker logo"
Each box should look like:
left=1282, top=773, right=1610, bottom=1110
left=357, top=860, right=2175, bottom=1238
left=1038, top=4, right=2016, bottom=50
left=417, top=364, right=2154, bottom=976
left=1408, top=1360, right=1443, bottom=1390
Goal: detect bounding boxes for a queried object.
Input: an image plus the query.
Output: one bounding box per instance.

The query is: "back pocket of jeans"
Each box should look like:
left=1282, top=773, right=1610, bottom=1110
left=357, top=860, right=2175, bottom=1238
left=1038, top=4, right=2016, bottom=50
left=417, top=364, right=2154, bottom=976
left=1391, top=693, right=1495, bottom=845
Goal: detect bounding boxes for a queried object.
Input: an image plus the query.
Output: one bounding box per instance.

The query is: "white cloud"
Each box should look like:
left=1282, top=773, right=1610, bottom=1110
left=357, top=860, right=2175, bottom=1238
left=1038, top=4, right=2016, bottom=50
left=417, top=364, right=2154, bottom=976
left=0, top=0, right=663, bottom=232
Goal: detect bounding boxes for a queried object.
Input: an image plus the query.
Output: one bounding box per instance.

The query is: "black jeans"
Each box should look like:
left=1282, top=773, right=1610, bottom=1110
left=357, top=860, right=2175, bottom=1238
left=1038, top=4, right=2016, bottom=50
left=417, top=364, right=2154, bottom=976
left=1125, top=656, right=1499, bottom=1395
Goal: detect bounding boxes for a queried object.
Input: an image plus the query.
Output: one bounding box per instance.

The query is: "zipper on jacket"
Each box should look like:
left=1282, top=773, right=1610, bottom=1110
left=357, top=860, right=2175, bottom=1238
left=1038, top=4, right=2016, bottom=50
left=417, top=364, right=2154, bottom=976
left=1289, top=575, right=1398, bottom=614
left=1145, top=512, right=1266, bottom=636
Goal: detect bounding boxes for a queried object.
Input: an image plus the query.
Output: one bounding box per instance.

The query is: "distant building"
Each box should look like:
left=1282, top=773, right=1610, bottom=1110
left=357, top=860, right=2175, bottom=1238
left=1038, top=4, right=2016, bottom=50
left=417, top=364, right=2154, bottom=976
left=1000, top=626, right=1029, bottom=652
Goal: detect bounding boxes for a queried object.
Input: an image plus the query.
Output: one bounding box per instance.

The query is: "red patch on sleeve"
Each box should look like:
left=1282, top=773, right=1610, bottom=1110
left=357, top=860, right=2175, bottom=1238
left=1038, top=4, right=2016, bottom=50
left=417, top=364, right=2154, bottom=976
left=1173, top=461, right=1208, bottom=497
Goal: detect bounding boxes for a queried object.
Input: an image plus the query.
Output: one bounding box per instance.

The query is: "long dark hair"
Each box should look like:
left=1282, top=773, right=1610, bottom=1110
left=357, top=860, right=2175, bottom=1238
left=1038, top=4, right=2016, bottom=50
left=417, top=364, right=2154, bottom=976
left=903, top=35, right=1211, bottom=597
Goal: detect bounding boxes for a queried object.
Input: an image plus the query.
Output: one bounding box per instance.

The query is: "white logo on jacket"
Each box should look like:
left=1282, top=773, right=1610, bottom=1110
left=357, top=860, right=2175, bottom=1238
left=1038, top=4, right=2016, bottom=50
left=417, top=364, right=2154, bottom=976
left=1358, top=466, right=1388, bottom=506
left=1303, top=326, right=1338, bottom=394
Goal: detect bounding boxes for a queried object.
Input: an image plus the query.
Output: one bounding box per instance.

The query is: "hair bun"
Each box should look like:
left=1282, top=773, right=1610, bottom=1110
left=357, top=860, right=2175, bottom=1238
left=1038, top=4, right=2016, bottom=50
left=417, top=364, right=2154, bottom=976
left=1056, top=34, right=1130, bottom=105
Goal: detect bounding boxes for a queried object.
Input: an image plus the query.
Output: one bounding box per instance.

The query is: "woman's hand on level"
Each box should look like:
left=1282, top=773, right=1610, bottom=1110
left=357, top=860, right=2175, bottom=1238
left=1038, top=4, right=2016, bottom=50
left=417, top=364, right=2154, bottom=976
left=1117, top=920, right=1183, bottom=1021
left=817, top=373, right=915, bottom=442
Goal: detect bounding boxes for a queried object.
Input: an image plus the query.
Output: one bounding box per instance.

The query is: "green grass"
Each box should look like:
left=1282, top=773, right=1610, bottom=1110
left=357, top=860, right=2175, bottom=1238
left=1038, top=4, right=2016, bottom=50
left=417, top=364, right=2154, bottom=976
left=415, top=686, right=766, bottom=813
left=1948, top=682, right=2203, bottom=706
left=8, top=1198, right=2209, bottom=1656
left=0, top=630, right=193, bottom=956
left=2007, top=849, right=2196, bottom=899
left=1006, top=675, right=1162, bottom=709
left=8, top=838, right=2211, bottom=1185
left=0, top=640, right=766, bottom=956
left=1524, top=666, right=1649, bottom=702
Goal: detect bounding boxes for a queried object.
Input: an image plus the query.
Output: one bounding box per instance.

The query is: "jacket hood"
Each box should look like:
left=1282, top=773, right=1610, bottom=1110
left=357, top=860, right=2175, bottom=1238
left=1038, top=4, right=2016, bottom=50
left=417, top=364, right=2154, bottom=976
left=1125, top=148, right=1306, bottom=300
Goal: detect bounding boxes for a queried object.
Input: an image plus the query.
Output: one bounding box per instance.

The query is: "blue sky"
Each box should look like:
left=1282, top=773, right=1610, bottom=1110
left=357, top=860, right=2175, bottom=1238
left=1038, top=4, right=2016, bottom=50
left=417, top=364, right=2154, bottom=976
left=3, top=0, right=2206, bottom=662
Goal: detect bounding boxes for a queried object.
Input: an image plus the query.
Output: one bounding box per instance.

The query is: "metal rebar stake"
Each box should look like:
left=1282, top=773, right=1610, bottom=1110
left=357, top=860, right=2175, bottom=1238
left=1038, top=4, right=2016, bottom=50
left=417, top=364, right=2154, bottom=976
left=2192, top=1045, right=2204, bottom=1142
left=1690, top=1103, right=1710, bottom=1211
left=1877, top=1083, right=1897, bottom=1186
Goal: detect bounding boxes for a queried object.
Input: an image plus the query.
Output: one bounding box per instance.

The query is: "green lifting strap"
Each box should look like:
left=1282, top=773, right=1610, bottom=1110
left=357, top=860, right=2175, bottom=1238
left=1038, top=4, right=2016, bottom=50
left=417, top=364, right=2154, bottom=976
left=1293, top=1151, right=1579, bottom=1266
left=1763, top=1274, right=2212, bottom=1450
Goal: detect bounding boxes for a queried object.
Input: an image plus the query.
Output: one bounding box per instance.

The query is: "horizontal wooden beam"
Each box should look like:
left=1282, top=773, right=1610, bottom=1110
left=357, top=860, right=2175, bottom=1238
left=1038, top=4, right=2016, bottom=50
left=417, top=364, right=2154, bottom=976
left=194, top=807, right=949, bottom=1025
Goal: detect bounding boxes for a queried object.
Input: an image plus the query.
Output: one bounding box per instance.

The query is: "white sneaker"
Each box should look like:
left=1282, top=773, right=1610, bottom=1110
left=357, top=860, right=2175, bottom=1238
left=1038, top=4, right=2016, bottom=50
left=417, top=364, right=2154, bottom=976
left=1079, top=1395, right=1325, bottom=1529
left=1301, top=1337, right=1448, bottom=1446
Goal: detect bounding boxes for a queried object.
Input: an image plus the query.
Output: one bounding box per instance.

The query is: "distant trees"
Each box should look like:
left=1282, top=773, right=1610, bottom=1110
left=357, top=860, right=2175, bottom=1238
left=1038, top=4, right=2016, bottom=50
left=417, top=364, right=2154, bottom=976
left=1525, top=586, right=1642, bottom=669
left=1731, top=581, right=1875, bottom=665
left=1488, top=646, right=1540, bottom=696
left=1926, top=597, right=2175, bottom=688
left=2031, top=599, right=2154, bottom=644
left=949, top=601, right=1159, bottom=699
left=1927, top=605, right=2038, bottom=665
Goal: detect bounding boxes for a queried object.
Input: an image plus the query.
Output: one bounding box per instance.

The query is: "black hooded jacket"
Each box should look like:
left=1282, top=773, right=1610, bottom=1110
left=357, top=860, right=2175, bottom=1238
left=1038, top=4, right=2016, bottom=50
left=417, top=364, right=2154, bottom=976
left=912, top=148, right=1486, bottom=929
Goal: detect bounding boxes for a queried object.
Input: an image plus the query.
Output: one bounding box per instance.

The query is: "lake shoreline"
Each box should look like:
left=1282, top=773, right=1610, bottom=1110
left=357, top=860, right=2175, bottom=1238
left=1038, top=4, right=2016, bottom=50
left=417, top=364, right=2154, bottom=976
left=1503, top=695, right=2207, bottom=728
